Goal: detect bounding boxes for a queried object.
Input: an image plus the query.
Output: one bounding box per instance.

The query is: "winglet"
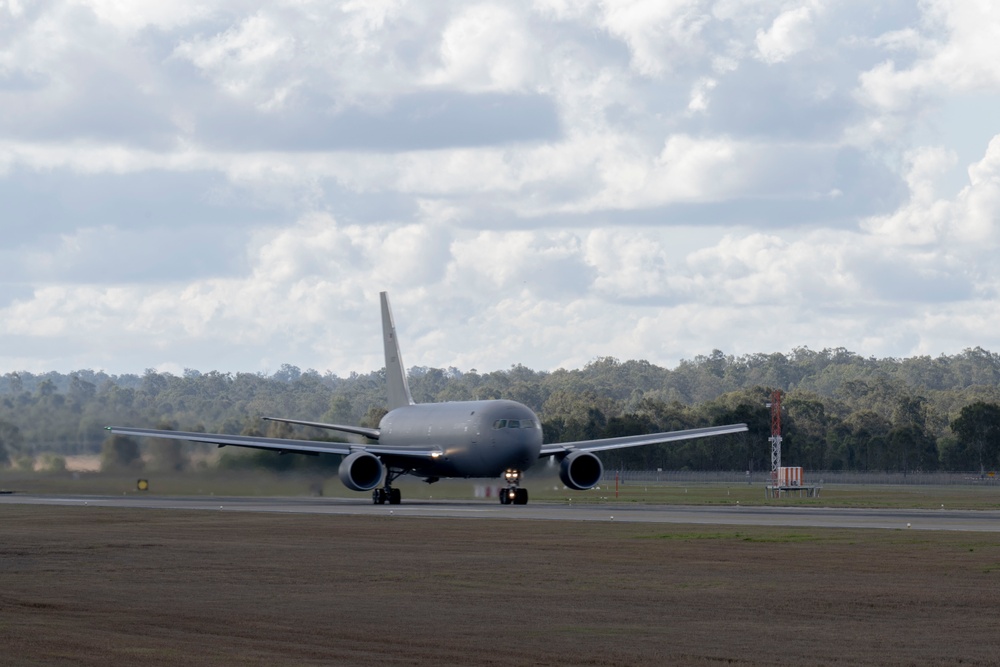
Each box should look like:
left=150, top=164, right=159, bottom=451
left=381, top=292, right=415, bottom=410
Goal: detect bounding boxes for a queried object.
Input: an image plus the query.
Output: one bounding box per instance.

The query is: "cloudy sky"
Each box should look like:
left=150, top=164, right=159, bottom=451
left=3, top=0, right=1000, bottom=377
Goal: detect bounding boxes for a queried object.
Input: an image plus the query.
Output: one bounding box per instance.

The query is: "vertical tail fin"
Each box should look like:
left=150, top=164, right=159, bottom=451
left=381, top=292, right=415, bottom=410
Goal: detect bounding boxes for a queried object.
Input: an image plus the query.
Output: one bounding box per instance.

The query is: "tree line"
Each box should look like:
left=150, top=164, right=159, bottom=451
left=3, top=347, right=1000, bottom=473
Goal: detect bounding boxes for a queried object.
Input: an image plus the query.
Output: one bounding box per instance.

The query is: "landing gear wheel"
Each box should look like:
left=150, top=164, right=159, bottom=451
left=377, top=468, right=407, bottom=506
left=501, top=487, right=526, bottom=505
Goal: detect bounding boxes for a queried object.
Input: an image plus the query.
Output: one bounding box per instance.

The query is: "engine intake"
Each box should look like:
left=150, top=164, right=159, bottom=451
left=559, top=450, right=603, bottom=490
left=339, top=451, right=384, bottom=491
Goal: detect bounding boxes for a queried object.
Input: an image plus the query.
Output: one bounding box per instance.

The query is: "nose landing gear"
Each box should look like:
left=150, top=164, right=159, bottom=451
left=499, top=469, right=528, bottom=505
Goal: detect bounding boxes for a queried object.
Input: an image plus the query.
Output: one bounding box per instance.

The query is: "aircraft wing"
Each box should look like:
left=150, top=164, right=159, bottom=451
left=105, top=426, right=443, bottom=459
left=539, top=423, right=748, bottom=457
left=262, top=416, right=380, bottom=440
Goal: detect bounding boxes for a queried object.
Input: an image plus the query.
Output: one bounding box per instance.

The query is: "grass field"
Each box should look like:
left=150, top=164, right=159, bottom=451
left=2, top=505, right=1000, bottom=666
left=5, top=469, right=1000, bottom=510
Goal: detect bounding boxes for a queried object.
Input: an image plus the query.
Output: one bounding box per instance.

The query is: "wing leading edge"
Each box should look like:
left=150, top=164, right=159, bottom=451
left=105, top=426, right=443, bottom=459
left=539, top=423, right=748, bottom=457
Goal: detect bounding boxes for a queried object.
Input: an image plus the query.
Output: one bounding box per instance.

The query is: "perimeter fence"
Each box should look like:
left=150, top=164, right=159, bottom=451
left=603, top=469, right=1000, bottom=486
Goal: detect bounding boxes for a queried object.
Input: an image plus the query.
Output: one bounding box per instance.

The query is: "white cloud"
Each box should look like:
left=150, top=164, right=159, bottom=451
left=77, top=0, right=210, bottom=32
left=1, top=176, right=991, bottom=374
left=564, top=133, right=745, bottom=212
left=448, top=229, right=592, bottom=296
left=864, top=137, right=1000, bottom=247
left=424, top=4, right=536, bottom=92
left=174, top=12, right=295, bottom=99
left=852, top=0, right=1000, bottom=142
left=955, top=134, right=1000, bottom=244
left=687, top=76, right=717, bottom=113
left=339, top=0, right=409, bottom=53
left=0, top=139, right=204, bottom=174
left=5, top=0, right=1000, bottom=375
left=1, top=0, right=26, bottom=18
left=584, top=228, right=693, bottom=300
left=861, top=146, right=957, bottom=245
left=755, top=6, right=815, bottom=65
left=599, top=0, right=710, bottom=77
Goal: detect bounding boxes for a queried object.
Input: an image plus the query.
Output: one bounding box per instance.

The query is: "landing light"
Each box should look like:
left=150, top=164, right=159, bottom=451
left=431, top=452, right=442, bottom=458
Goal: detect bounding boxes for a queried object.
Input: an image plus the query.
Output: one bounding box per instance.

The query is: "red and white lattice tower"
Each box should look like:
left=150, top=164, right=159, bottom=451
left=767, top=389, right=782, bottom=486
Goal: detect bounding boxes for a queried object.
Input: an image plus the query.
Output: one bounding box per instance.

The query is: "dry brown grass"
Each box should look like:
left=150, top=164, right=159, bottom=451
left=2, top=505, right=999, bottom=666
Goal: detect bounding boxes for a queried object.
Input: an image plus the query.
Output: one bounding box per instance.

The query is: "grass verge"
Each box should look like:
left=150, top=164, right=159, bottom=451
left=2, top=505, right=1000, bottom=666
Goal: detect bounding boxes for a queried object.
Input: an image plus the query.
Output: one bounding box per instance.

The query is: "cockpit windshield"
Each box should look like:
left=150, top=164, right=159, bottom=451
left=492, top=418, right=538, bottom=429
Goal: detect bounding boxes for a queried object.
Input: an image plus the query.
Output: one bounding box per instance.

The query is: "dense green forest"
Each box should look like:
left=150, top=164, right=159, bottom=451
left=3, top=346, right=1000, bottom=473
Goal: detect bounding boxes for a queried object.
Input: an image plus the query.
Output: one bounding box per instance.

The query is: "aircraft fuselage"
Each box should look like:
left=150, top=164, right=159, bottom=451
left=379, top=399, right=542, bottom=478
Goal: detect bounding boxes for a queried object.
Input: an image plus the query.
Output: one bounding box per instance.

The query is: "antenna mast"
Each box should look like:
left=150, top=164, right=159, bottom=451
left=768, top=389, right=782, bottom=486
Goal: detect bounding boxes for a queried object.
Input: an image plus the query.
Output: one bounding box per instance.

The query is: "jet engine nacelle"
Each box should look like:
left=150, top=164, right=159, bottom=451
left=559, top=450, right=603, bottom=490
left=338, top=451, right=384, bottom=491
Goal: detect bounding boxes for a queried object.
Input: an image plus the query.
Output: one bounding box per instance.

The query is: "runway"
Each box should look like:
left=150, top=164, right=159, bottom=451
left=3, top=493, right=1000, bottom=531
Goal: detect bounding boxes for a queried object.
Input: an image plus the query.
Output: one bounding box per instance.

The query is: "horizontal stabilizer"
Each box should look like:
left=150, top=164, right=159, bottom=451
left=263, top=416, right=380, bottom=440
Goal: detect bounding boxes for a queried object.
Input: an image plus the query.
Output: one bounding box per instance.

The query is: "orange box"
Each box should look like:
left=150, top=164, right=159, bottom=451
left=778, top=467, right=803, bottom=486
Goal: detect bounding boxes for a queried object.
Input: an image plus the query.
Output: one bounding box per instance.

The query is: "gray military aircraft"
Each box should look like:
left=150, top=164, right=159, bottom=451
left=109, top=292, right=747, bottom=505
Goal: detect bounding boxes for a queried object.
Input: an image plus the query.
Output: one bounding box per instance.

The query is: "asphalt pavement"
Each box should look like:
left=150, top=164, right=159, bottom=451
left=3, top=493, right=1000, bottom=531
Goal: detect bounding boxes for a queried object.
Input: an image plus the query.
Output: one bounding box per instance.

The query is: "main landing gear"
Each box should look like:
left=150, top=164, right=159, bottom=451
left=372, top=487, right=401, bottom=505
left=499, top=469, right=528, bottom=505
left=372, top=467, right=405, bottom=505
